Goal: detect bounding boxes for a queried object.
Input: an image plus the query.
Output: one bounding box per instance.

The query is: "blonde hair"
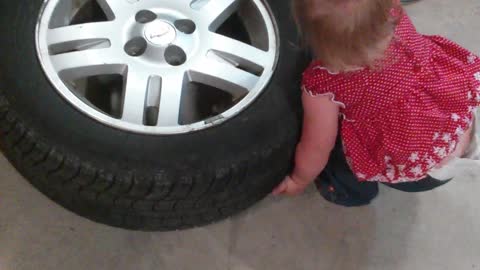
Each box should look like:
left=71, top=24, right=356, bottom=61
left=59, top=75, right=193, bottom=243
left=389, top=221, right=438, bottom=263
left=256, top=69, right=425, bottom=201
left=293, top=0, right=401, bottom=71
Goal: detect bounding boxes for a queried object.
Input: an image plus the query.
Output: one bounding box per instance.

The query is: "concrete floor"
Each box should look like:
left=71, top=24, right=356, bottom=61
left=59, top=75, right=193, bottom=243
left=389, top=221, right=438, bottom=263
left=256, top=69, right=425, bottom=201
left=2, top=1, right=480, bottom=269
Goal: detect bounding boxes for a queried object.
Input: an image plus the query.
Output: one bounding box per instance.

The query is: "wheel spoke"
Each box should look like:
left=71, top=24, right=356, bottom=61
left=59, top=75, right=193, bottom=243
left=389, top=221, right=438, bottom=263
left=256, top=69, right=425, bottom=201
left=207, top=33, right=270, bottom=72
left=201, top=0, right=241, bottom=30
left=47, top=22, right=117, bottom=47
left=157, top=73, right=186, bottom=126
left=121, top=71, right=150, bottom=124
left=50, top=48, right=124, bottom=80
left=189, top=58, right=259, bottom=97
left=96, top=0, right=129, bottom=20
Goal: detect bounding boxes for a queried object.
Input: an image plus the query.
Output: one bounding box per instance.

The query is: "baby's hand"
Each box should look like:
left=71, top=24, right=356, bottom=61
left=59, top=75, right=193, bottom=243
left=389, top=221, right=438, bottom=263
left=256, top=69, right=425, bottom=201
left=272, top=175, right=310, bottom=196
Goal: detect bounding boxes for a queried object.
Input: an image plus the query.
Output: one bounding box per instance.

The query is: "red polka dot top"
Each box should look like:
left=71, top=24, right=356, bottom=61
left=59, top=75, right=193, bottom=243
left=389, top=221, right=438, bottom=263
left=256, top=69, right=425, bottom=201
left=301, top=12, right=480, bottom=183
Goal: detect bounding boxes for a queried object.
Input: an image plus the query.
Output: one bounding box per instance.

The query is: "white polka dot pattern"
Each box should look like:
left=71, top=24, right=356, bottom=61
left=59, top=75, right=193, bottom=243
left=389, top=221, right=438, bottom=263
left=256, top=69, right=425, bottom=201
left=301, top=12, right=480, bottom=183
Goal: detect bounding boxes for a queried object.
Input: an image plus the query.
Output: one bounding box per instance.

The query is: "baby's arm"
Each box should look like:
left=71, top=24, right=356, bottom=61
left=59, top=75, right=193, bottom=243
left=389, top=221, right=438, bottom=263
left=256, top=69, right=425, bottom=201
left=273, top=92, right=339, bottom=195
left=294, top=92, right=339, bottom=182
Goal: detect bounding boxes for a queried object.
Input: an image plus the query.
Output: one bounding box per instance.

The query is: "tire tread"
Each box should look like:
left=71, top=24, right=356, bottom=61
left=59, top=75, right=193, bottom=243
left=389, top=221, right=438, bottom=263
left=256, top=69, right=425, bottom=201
left=0, top=88, right=294, bottom=230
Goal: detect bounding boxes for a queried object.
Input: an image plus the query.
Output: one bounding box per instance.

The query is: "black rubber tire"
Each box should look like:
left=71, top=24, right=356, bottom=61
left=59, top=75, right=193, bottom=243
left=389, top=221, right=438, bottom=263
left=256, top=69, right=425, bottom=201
left=0, top=0, right=305, bottom=230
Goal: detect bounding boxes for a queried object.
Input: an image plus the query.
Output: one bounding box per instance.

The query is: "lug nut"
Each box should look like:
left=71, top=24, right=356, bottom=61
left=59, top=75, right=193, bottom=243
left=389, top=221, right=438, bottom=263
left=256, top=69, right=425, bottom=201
left=124, top=37, right=147, bottom=56
left=164, top=45, right=187, bottom=66
left=174, top=19, right=196, bottom=34
left=135, top=10, right=157, bottom=24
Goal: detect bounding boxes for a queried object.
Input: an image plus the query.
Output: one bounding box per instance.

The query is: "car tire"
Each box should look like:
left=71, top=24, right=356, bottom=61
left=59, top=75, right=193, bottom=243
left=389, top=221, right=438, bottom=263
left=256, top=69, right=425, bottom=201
left=0, top=0, right=305, bottom=230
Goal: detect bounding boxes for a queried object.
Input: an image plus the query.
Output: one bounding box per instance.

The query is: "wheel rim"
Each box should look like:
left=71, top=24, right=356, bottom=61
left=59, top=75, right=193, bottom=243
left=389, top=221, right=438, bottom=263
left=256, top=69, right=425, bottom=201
left=36, top=0, right=279, bottom=134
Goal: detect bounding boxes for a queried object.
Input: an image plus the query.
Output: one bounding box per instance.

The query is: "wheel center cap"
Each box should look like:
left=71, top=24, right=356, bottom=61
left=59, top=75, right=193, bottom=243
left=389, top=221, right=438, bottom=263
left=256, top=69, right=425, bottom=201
left=144, top=21, right=176, bottom=46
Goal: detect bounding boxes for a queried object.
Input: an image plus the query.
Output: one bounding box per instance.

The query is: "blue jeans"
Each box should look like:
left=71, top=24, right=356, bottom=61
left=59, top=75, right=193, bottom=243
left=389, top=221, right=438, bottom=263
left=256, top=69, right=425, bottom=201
left=316, top=137, right=450, bottom=207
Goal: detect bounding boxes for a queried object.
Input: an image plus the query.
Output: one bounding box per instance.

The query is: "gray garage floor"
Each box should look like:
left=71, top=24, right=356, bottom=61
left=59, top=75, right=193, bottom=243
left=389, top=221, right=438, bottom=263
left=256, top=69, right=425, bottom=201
left=2, top=1, right=480, bottom=269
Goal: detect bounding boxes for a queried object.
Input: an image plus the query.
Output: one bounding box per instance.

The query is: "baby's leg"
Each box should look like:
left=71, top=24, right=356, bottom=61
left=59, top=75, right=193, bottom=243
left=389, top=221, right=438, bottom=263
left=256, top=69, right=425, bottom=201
left=316, top=137, right=379, bottom=207
left=452, top=125, right=473, bottom=158
left=432, top=126, right=471, bottom=170
left=435, top=113, right=477, bottom=167
left=429, top=116, right=479, bottom=180
left=462, top=114, right=480, bottom=159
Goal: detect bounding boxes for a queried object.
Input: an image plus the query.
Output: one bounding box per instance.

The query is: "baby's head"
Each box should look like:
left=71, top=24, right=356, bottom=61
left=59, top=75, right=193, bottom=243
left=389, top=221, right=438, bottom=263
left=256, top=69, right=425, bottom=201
left=293, top=0, right=401, bottom=71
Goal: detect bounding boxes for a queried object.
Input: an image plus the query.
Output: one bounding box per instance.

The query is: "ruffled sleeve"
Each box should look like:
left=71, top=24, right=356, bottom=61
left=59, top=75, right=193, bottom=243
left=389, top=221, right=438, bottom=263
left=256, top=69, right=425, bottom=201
left=301, top=64, right=347, bottom=108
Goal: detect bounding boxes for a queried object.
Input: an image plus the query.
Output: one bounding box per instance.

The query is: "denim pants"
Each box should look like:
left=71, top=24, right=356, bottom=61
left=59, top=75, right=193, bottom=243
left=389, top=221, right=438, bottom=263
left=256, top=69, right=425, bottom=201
left=316, top=138, right=450, bottom=207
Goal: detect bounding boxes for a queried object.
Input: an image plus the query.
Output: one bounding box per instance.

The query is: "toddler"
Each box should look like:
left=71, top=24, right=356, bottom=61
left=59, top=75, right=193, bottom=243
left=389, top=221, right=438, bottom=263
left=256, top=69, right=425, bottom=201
left=273, top=0, right=480, bottom=206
